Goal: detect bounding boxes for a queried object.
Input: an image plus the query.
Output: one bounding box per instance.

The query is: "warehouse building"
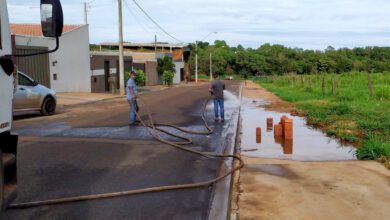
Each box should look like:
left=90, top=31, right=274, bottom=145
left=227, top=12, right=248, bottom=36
left=11, top=23, right=91, bottom=92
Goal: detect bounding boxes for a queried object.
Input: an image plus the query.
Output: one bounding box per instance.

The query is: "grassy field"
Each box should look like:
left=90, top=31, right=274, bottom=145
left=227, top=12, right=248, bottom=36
left=255, top=72, right=390, bottom=165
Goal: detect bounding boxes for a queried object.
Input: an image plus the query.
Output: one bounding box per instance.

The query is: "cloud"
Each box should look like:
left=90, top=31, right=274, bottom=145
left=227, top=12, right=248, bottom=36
left=7, top=0, right=390, bottom=49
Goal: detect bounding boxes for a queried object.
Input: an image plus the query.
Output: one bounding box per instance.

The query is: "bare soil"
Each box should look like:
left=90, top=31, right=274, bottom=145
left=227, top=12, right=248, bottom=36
left=242, top=81, right=295, bottom=113
left=233, top=82, right=390, bottom=220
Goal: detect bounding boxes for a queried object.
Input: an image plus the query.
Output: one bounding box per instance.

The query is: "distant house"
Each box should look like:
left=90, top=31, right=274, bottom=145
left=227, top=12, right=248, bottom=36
left=90, top=51, right=133, bottom=93
left=96, top=42, right=190, bottom=84
left=90, top=51, right=163, bottom=93
left=11, top=23, right=91, bottom=92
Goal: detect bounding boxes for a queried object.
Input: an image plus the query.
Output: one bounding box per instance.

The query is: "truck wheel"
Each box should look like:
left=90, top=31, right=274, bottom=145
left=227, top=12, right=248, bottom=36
left=41, top=97, right=56, bottom=116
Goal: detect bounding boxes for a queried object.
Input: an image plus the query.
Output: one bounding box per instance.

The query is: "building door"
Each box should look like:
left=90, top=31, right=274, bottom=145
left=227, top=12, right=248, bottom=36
left=15, top=46, right=50, bottom=88
left=180, top=68, right=184, bottom=81
left=104, top=60, right=110, bottom=92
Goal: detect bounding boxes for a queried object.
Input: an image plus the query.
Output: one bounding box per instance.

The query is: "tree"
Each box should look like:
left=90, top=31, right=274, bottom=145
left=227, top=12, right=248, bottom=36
left=188, top=40, right=390, bottom=78
left=157, top=56, right=175, bottom=76
left=135, top=69, right=146, bottom=86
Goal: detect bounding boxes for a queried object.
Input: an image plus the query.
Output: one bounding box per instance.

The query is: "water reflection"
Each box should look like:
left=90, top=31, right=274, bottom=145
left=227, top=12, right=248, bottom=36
left=283, top=139, right=293, bottom=155
left=266, top=118, right=273, bottom=132
left=241, top=98, right=356, bottom=161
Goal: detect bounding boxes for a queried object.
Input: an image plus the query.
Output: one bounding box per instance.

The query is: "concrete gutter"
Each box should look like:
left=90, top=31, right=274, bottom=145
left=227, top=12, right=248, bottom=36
left=208, top=83, right=243, bottom=220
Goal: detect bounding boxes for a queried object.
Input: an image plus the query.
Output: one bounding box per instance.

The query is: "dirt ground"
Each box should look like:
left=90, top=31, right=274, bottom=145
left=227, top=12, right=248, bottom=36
left=232, top=82, right=390, bottom=220
left=242, top=81, right=295, bottom=113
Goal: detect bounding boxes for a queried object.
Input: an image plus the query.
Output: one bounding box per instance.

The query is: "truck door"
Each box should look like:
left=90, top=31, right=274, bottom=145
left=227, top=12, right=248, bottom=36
left=0, top=0, right=14, bottom=134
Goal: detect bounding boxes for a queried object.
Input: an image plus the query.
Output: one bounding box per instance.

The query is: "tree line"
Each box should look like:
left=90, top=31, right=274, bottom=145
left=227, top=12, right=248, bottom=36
left=189, top=41, right=390, bottom=77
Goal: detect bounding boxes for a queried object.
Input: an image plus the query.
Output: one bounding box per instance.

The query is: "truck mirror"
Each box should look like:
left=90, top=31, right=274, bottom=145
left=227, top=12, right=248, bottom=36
left=0, top=56, right=14, bottom=76
left=40, top=0, right=63, bottom=38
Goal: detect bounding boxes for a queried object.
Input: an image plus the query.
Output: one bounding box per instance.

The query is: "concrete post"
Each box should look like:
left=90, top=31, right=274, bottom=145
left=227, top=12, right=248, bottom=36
left=118, top=0, right=125, bottom=95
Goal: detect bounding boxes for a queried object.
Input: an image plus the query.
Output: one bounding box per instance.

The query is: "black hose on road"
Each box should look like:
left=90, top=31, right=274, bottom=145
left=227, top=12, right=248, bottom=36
left=9, top=93, right=243, bottom=209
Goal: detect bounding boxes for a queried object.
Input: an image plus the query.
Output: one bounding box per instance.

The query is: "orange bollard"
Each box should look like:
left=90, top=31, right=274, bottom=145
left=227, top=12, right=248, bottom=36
left=283, top=139, right=293, bottom=154
left=256, top=127, right=262, bottom=143
left=280, top=116, right=288, bottom=135
left=274, top=124, right=283, bottom=137
left=267, top=118, right=273, bottom=131
left=280, top=115, right=288, bottom=124
left=283, top=118, right=293, bottom=140
left=275, top=135, right=284, bottom=145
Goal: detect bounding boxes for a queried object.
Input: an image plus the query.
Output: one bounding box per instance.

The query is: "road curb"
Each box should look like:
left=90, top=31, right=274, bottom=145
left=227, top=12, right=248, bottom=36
left=208, top=83, right=243, bottom=220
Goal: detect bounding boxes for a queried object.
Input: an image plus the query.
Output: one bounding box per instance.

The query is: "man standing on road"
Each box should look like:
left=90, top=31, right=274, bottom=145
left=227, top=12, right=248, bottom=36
left=209, top=73, right=226, bottom=122
left=126, top=71, right=138, bottom=126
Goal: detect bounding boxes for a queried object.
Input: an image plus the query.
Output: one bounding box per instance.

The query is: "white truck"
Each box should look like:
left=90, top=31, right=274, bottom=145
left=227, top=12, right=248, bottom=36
left=0, top=0, right=63, bottom=210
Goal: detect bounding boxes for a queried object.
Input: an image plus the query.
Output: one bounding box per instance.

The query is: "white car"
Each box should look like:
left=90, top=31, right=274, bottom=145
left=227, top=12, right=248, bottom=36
left=225, top=75, right=234, bottom=80
left=13, top=71, right=57, bottom=116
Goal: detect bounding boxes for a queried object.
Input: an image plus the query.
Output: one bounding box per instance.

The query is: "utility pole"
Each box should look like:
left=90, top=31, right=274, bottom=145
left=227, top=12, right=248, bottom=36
left=209, top=52, right=212, bottom=81
left=155, top=35, right=157, bottom=52
left=195, top=32, right=217, bottom=83
left=118, top=0, right=125, bottom=95
left=195, top=41, right=198, bottom=83
left=83, top=2, right=88, bottom=24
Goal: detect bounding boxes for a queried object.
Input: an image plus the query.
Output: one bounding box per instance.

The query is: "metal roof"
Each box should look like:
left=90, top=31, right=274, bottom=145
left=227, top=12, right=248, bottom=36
left=99, top=42, right=189, bottom=49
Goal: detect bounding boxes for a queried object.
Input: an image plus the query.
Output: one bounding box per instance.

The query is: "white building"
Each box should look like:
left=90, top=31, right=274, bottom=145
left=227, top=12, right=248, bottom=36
left=11, top=24, right=91, bottom=92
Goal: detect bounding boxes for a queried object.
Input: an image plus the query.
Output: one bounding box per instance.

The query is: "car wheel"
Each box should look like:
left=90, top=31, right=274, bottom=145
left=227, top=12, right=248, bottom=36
left=41, top=97, right=56, bottom=116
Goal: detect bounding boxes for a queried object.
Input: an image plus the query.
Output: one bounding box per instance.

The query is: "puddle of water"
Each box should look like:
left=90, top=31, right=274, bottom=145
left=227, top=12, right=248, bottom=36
left=241, top=98, right=356, bottom=161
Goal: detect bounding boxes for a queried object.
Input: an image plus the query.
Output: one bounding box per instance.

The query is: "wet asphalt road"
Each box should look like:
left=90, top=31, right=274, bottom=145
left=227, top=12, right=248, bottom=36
left=1, top=82, right=241, bottom=220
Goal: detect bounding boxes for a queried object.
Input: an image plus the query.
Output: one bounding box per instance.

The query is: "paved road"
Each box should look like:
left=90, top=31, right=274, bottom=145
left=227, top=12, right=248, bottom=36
left=1, top=81, right=241, bottom=220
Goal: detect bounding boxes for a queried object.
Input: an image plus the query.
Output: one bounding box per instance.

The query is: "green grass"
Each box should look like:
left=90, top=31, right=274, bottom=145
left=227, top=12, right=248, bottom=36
left=197, top=74, right=211, bottom=80
left=254, top=72, right=390, bottom=163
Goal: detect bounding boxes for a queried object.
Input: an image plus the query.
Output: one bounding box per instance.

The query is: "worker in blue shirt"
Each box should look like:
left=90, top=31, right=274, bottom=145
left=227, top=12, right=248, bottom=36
left=126, top=71, right=138, bottom=126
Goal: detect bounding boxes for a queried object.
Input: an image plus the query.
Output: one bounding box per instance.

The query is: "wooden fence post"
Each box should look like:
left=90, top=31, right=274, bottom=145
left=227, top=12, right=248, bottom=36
left=332, top=76, right=335, bottom=96
left=367, top=72, right=374, bottom=98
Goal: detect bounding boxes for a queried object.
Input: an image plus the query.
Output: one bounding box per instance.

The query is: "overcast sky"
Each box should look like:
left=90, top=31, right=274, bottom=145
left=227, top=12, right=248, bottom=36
left=7, top=0, right=390, bottom=49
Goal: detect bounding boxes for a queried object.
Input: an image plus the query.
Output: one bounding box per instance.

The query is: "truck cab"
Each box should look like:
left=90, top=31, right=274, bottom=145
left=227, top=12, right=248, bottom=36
left=0, top=0, right=18, bottom=210
left=0, top=0, right=63, bottom=210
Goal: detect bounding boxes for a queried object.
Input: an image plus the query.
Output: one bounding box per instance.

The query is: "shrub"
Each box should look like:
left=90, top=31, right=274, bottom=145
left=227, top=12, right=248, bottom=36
left=163, top=71, right=174, bottom=86
left=125, top=70, right=147, bottom=86
left=135, top=70, right=146, bottom=86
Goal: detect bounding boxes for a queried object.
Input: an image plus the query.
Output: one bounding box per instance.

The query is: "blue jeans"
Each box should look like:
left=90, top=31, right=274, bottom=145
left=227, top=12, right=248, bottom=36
left=128, top=99, right=138, bottom=124
left=213, top=99, right=224, bottom=119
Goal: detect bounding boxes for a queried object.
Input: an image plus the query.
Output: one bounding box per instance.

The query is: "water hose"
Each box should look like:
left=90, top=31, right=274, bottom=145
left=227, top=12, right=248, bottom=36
left=9, top=93, right=243, bottom=209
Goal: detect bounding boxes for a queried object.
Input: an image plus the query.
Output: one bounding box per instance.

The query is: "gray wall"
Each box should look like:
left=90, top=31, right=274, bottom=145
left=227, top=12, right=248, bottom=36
left=90, top=54, right=132, bottom=93
left=15, top=46, right=50, bottom=87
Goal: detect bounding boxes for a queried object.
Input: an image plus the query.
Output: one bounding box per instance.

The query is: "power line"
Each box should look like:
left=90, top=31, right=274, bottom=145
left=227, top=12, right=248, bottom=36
left=123, top=0, right=154, bottom=34
left=126, top=0, right=183, bottom=43
left=123, top=0, right=162, bottom=36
